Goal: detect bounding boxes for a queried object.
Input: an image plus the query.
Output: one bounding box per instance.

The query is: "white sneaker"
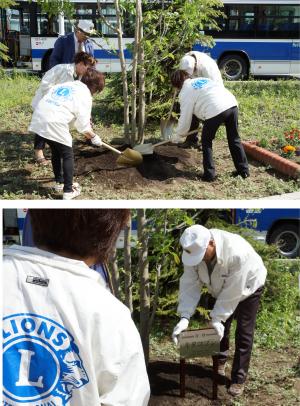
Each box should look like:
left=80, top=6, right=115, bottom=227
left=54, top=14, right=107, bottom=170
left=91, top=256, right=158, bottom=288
left=63, top=183, right=81, bottom=200
left=54, top=183, right=64, bottom=192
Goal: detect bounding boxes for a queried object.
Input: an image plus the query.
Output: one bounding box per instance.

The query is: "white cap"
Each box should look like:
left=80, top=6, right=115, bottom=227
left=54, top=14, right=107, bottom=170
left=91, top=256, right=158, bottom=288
left=179, top=55, right=195, bottom=76
left=180, top=225, right=211, bottom=266
left=76, top=20, right=94, bottom=35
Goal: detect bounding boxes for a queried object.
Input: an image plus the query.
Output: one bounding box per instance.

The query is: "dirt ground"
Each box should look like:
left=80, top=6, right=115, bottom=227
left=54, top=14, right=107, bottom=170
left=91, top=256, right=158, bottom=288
left=0, top=132, right=298, bottom=199
left=148, top=347, right=300, bottom=405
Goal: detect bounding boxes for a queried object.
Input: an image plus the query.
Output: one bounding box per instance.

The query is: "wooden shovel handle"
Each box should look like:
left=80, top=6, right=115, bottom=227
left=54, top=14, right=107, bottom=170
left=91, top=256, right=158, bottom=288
left=153, top=129, right=199, bottom=148
left=101, top=141, right=122, bottom=155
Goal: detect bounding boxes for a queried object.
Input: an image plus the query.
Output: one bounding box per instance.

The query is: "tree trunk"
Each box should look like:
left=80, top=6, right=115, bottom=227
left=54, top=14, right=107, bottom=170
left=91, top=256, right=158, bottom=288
left=109, top=246, right=120, bottom=300
left=124, top=215, right=133, bottom=313
left=130, top=1, right=140, bottom=144
left=114, top=0, right=130, bottom=141
left=137, top=0, right=146, bottom=143
left=137, top=209, right=150, bottom=365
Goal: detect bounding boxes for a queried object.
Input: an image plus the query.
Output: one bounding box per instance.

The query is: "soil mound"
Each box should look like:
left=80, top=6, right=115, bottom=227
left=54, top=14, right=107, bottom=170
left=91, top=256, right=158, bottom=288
left=74, top=145, right=200, bottom=189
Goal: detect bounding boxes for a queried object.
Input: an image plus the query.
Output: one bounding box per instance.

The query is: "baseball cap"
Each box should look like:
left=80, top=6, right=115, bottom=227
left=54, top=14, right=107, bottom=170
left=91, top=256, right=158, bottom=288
left=180, top=225, right=211, bottom=266
left=179, top=55, right=195, bottom=76
left=76, top=20, right=95, bottom=35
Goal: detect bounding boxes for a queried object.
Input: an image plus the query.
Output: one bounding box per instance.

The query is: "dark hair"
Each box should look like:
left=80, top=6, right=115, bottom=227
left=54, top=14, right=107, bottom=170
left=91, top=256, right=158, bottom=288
left=81, top=68, right=105, bottom=95
left=74, top=51, right=97, bottom=67
left=29, top=209, right=130, bottom=263
left=170, top=70, right=190, bottom=89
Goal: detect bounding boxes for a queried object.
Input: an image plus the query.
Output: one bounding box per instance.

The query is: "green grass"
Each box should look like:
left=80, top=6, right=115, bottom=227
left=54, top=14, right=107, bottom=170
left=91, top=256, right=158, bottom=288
left=0, top=74, right=299, bottom=199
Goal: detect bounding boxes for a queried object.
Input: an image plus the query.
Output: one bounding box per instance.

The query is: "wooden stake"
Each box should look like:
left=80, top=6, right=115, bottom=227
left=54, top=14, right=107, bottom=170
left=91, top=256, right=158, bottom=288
left=180, top=358, right=186, bottom=397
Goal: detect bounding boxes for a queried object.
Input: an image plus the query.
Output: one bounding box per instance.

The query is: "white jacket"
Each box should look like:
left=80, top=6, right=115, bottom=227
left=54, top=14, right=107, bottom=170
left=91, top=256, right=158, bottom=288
left=29, top=81, right=92, bottom=147
left=177, top=229, right=267, bottom=323
left=175, top=78, right=237, bottom=136
left=185, top=51, right=223, bottom=85
left=32, top=63, right=76, bottom=110
left=3, top=246, right=150, bottom=406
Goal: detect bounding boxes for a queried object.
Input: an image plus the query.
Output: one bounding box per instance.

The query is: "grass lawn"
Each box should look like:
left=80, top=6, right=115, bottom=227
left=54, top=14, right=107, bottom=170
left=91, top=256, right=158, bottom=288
left=0, top=73, right=299, bottom=200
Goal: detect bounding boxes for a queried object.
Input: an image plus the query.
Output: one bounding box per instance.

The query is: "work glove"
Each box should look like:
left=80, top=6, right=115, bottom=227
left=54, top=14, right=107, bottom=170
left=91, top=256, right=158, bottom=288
left=91, top=134, right=102, bottom=147
left=211, top=320, right=225, bottom=341
left=172, top=318, right=189, bottom=345
left=171, top=132, right=182, bottom=144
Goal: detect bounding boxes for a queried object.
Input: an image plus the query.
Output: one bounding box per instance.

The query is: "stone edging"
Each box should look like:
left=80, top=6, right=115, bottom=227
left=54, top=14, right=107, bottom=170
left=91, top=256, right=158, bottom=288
left=242, top=141, right=300, bottom=179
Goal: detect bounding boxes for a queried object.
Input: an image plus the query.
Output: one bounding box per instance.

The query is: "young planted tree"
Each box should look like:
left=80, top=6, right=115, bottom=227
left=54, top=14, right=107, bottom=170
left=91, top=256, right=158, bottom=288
left=95, top=1, right=223, bottom=144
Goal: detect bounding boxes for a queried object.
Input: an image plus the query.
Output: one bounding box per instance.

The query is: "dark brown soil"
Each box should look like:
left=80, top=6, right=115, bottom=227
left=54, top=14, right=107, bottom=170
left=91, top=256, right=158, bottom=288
left=148, top=358, right=231, bottom=405
left=74, top=144, right=201, bottom=190
left=148, top=347, right=300, bottom=405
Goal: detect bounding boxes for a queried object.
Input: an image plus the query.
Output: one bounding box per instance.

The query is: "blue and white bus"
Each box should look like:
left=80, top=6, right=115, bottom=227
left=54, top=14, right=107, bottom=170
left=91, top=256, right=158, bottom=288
left=0, top=0, right=134, bottom=72
left=1, top=0, right=299, bottom=78
left=195, top=0, right=300, bottom=80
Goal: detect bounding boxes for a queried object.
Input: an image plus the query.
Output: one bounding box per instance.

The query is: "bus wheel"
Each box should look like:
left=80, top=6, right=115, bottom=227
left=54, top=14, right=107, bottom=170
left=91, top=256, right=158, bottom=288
left=219, top=54, right=248, bottom=81
left=268, top=223, right=300, bottom=258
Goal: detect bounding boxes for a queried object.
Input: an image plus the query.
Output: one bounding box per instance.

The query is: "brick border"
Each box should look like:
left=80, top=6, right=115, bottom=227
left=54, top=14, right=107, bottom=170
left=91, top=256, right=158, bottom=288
left=242, top=141, right=300, bottom=179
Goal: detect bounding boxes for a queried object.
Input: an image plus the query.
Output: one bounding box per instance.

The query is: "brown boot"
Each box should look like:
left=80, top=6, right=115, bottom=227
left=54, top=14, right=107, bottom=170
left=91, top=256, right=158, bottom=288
left=228, top=383, right=245, bottom=397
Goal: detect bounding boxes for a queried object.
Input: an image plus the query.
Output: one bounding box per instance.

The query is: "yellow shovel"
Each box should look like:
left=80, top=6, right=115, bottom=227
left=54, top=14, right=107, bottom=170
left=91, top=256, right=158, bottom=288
left=101, top=141, right=143, bottom=167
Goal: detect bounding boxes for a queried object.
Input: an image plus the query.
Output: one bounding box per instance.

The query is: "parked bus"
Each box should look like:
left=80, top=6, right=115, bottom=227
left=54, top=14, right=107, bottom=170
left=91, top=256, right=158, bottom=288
left=232, top=208, right=300, bottom=258
left=0, top=0, right=134, bottom=72
left=195, top=0, right=300, bottom=80
left=1, top=0, right=299, bottom=78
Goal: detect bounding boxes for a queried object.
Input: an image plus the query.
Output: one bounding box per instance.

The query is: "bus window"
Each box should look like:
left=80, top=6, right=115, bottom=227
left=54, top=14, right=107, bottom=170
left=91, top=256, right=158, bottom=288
left=226, top=4, right=255, bottom=32
left=96, top=4, right=117, bottom=36
left=258, top=5, right=300, bottom=36
left=37, top=13, right=58, bottom=36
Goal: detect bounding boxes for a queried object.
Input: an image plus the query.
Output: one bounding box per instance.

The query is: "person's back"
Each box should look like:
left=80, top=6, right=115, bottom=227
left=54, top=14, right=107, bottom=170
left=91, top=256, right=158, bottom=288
left=179, top=77, right=237, bottom=123
left=29, top=81, right=92, bottom=147
left=3, top=209, right=150, bottom=405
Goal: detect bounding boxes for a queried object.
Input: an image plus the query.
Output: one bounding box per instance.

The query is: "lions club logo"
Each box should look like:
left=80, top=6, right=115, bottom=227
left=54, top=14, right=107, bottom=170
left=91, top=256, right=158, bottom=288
left=3, top=314, right=89, bottom=405
left=51, top=86, right=74, bottom=102
left=191, top=78, right=209, bottom=89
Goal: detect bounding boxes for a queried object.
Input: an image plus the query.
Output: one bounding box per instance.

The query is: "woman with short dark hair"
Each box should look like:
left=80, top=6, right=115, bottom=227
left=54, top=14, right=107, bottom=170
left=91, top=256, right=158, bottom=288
left=29, top=68, right=105, bottom=200
left=32, top=51, right=97, bottom=166
left=3, top=209, right=150, bottom=406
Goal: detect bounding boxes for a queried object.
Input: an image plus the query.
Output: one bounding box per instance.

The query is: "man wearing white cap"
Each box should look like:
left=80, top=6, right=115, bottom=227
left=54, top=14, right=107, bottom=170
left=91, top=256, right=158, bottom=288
left=180, top=51, right=223, bottom=85
left=50, top=20, right=95, bottom=69
left=178, top=51, right=223, bottom=148
left=172, top=225, right=267, bottom=397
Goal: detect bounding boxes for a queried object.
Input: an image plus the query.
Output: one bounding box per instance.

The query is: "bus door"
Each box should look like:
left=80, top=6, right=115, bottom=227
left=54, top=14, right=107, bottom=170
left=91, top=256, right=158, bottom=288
left=3, top=5, right=31, bottom=67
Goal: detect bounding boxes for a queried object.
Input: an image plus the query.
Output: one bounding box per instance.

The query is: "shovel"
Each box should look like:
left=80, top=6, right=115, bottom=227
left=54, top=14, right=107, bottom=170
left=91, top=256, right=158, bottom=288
left=101, top=141, right=143, bottom=166
left=160, top=89, right=178, bottom=140
left=133, top=129, right=199, bottom=155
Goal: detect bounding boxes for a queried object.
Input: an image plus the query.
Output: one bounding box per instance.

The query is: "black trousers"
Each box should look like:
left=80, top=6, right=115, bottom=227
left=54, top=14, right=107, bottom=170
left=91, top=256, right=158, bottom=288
left=218, top=286, right=264, bottom=384
left=34, top=134, right=46, bottom=150
left=43, top=138, right=74, bottom=193
left=202, top=106, right=249, bottom=178
left=186, top=114, right=200, bottom=143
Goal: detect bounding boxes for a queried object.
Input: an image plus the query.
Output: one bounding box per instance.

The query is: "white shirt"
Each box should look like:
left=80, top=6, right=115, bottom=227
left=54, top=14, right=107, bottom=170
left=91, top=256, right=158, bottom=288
left=184, top=51, right=224, bottom=85
left=29, top=81, right=92, bottom=147
left=3, top=245, right=150, bottom=406
left=31, top=63, right=76, bottom=110
left=177, top=229, right=267, bottom=323
left=175, top=78, right=237, bottom=136
left=74, top=32, right=86, bottom=53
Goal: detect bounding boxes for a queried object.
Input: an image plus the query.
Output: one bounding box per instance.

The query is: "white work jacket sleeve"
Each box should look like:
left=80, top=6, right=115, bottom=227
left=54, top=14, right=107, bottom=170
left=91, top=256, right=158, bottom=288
left=73, top=96, right=92, bottom=134
left=174, top=88, right=195, bottom=137
left=95, top=309, right=150, bottom=406
left=177, top=265, right=203, bottom=319
left=210, top=256, right=249, bottom=323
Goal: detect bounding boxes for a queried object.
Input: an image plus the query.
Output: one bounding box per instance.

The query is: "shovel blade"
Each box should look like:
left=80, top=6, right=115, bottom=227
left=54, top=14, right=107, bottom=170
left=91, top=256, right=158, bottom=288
left=116, top=148, right=143, bottom=166
left=133, top=144, right=154, bottom=155
left=160, top=116, right=177, bottom=140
